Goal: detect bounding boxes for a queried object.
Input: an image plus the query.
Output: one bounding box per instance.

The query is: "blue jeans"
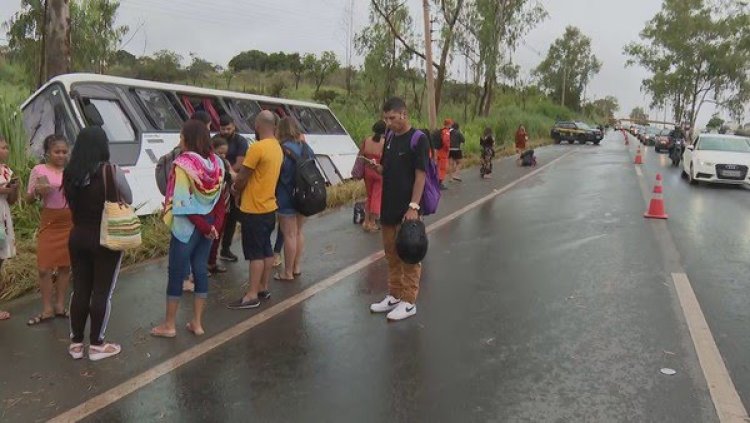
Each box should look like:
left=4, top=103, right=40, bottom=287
left=167, top=229, right=212, bottom=299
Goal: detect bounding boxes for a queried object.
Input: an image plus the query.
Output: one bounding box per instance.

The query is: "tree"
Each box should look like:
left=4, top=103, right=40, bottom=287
left=625, top=0, right=750, bottom=128
left=534, top=26, right=602, bottom=111
left=630, top=106, right=649, bottom=124
left=368, top=0, right=467, bottom=111
left=5, top=0, right=48, bottom=86
left=70, top=0, right=128, bottom=74
left=590, top=96, right=620, bottom=120
left=304, top=51, right=340, bottom=94
left=186, top=54, right=216, bottom=84
left=289, top=53, right=305, bottom=90
left=706, top=115, right=724, bottom=129
left=461, top=0, right=547, bottom=116
left=136, top=50, right=183, bottom=82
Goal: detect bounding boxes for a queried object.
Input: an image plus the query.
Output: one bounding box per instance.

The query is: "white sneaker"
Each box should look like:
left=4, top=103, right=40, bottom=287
left=89, top=343, right=122, bottom=362
left=370, top=295, right=401, bottom=313
left=387, top=301, right=417, bottom=321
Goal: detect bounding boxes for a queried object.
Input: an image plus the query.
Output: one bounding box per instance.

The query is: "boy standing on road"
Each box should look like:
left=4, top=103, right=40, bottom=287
left=367, top=97, right=429, bottom=321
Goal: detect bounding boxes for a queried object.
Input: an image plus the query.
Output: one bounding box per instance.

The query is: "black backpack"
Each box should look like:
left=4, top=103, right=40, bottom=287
left=283, top=143, right=327, bottom=217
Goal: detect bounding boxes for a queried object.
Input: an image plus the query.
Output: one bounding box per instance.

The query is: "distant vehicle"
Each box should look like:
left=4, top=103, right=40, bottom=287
left=682, top=134, right=750, bottom=186
left=21, top=73, right=358, bottom=215
left=640, top=126, right=660, bottom=146
left=550, top=121, right=603, bottom=145
left=655, top=129, right=674, bottom=153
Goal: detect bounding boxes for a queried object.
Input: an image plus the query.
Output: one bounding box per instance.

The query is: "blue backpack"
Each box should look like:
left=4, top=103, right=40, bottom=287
left=386, top=129, right=441, bottom=215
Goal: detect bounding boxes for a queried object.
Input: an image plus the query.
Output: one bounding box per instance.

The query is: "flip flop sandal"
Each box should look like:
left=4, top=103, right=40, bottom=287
left=27, top=313, right=55, bottom=326
left=293, top=272, right=302, bottom=277
left=273, top=274, right=295, bottom=282
left=150, top=327, right=177, bottom=338
left=55, top=309, right=70, bottom=319
left=0, top=311, right=10, bottom=320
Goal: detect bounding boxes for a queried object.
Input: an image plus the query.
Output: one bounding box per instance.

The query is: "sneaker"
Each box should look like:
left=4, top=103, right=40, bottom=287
left=370, top=295, right=401, bottom=313
left=89, top=342, right=122, bottom=362
left=387, top=301, right=417, bottom=321
left=258, top=290, right=271, bottom=300
left=68, top=343, right=84, bottom=360
left=227, top=297, right=260, bottom=310
left=220, top=250, right=239, bottom=262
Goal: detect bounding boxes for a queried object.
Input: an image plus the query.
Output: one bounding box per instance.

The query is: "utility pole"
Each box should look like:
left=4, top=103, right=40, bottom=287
left=422, top=0, right=437, bottom=130
left=463, top=53, right=468, bottom=123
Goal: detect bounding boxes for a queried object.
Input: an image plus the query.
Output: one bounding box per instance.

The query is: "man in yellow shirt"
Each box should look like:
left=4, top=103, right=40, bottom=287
left=227, top=110, right=283, bottom=309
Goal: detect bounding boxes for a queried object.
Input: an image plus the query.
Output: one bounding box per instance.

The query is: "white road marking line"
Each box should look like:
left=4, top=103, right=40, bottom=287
left=635, top=166, right=643, bottom=177
left=49, top=151, right=575, bottom=423
left=671, top=273, right=749, bottom=423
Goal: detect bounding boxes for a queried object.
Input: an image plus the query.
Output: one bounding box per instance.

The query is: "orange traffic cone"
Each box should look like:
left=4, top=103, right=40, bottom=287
left=634, top=146, right=643, bottom=164
left=644, top=173, right=668, bottom=219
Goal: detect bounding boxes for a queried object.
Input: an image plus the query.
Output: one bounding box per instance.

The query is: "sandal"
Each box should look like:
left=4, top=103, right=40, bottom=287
left=273, top=273, right=295, bottom=282
left=89, top=342, right=121, bottom=362
left=27, top=313, right=55, bottom=326
left=0, top=310, right=10, bottom=320
left=186, top=322, right=205, bottom=336
left=150, top=326, right=177, bottom=338
left=55, top=309, right=70, bottom=319
left=68, top=343, right=85, bottom=360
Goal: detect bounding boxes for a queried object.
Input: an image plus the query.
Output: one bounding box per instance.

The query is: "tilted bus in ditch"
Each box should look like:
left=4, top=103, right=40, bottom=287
left=20, top=73, right=358, bottom=214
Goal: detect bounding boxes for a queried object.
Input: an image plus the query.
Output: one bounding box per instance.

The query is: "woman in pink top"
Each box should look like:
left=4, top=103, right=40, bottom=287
left=25, top=134, right=73, bottom=326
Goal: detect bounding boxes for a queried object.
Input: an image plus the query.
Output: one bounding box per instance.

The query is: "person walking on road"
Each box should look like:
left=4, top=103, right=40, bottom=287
left=448, top=122, right=465, bottom=182
left=227, top=111, right=283, bottom=310
left=219, top=115, right=249, bottom=263
left=63, top=127, right=133, bottom=361
left=26, top=135, right=73, bottom=326
left=480, top=127, right=496, bottom=179
left=367, top=97, right=429, bottom=322
left=152, top=120, right=225, bottom=338
left=361, top=120, right=386, bottom=232
left=274, top=117, right=312, bottom=281
left=515, top=124, right=528, bottom=154
left=0, top=135, right=19, bottom=322
left=438, top=119, right=452, bottom=189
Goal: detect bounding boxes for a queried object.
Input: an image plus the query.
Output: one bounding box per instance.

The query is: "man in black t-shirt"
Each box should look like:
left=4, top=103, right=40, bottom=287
left=218, top=114, right=249, bottom=262
left=366, top=97, right=429, bottom=322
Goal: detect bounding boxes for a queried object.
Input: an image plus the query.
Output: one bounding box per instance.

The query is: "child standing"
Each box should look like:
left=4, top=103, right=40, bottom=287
left=480, top=128, right=496, bottom=179
left=0, top=136, right=19, bottom=321
left=207, top=135, right=232, bottom=275
left=26, top=134, right=72, bottom=326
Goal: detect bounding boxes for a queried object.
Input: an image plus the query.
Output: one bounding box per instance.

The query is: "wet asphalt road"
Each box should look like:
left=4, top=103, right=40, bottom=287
left=1, top=131, right=747, bottom=422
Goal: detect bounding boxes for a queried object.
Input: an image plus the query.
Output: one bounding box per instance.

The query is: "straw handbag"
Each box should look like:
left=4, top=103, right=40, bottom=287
left=100, top=164, right=142, bottom=251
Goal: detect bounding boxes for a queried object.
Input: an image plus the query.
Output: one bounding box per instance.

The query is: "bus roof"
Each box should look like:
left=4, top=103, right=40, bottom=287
left=21, top=73, right=329, bottom=110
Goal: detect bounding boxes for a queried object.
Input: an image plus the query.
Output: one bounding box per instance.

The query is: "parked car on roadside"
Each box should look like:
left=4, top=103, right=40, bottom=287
left=550, top=121, right=603, bottom=145
left=682, top=134, right=750, bottom=186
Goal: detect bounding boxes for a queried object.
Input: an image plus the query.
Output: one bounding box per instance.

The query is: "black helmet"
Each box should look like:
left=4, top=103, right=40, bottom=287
left=396, top=220, right=429, bottom=264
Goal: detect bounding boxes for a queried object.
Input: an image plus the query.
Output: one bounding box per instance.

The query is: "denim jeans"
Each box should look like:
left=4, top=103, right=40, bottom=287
left=167, top=228, right=212, bottom=299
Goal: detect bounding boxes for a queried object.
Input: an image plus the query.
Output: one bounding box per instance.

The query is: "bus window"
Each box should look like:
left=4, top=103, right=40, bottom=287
left=258, top=103, right=288, bottom=118
left=290, top=106, right=326, bottom=134
left=23, top=84, right=79, bottom=157
left=312, top=109, right=346, bottom=135
left=181, top=96, right=227, bottom=129
left=226, top=98, right=260, bottom=132
left=83, top=99, right=136, bottom=143
left=134, top=89, right=183, bottom=131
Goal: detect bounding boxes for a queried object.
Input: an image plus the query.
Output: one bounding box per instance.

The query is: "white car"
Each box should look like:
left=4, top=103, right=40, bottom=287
left=682, top=134, right=750, bottom=185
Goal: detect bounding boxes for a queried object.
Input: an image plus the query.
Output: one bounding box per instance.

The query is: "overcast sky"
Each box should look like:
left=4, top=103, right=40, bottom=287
left=0, top=0, right=725, bottom=126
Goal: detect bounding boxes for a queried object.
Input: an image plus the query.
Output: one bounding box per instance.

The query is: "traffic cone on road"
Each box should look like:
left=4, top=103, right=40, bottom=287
left=634, top=146, right=643, bottom=164
left=644, top=173, right=668, bottom=219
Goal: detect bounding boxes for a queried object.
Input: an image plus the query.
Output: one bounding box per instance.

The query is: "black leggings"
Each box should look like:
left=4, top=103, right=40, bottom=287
left=68, top=226, right=123, bottom=345
left=221, top=198, right=240, bottom=252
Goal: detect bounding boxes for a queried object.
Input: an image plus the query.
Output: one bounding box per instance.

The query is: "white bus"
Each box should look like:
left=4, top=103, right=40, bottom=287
left=21, top=73, right=358, bottom=214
